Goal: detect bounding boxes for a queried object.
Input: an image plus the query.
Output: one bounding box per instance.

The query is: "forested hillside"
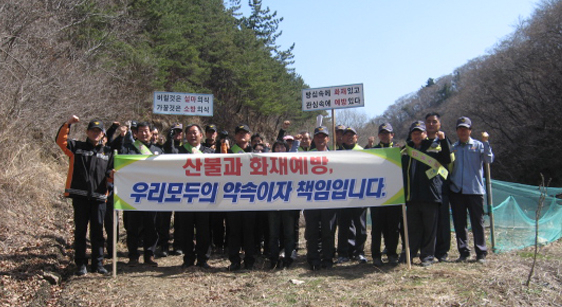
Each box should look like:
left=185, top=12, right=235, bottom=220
left=367, top=0, right=562, bottom=186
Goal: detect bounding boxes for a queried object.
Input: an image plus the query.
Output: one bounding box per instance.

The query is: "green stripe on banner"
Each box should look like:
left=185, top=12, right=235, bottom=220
left=362, top=147, right=402, bottom=168
left=381, top=187, right=405, bottom=205
left=115, top=154, right=149, bottom=171
left=114, top=194, right=137, bottom=210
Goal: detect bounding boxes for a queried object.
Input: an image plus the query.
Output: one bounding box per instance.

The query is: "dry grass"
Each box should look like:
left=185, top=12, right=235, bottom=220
left=0, top=149, right=561, bottom=307
left=57, top=221, right=562, bottom=307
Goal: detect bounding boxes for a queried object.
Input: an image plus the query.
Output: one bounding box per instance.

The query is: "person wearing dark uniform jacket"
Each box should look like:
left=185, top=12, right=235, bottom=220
left=304, top=126, right=338, bottom=270
left=56, top=115, right=114, bottom=276
left=402, top=120, right=451, bottom=267
left=226, top=124, right=258, bottom=271
left=336, top=126, right=368, bottom=264
left=177, top=123, right=214, bottom=269
left=425, top=112, right=453, bottom=263
left=449, top=116, right=494, bottom=264
left=370, top=123, right=402, bottom=267
left=114, top=121, right=163, bottom=267
left=158, top=123, right=185, bottom=257
left=203, top=124, right=218, bottom=151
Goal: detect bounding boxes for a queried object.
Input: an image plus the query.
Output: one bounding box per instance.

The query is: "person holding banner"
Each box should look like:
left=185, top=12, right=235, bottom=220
left=304, top=126, right=338, bottom=270
left=267, top=140, right=299, bottom=269
left=116, top=121, right=163, bottom=267
left=402, top=120, right=451, bottom=267
left=336, top=127, right=368, bottom=264
left=157, top=123, right=184, bottom=257
left=449, top=116, right=494, bottom=264
left=425, top=112, right=453, bottom=263
left=226, top=124, right=258, bottom=271
left=56, top=115, right=113, bottom=275
left=177, top=124, right=215, bottom=269
left=370, top=123, right=402, bottom=267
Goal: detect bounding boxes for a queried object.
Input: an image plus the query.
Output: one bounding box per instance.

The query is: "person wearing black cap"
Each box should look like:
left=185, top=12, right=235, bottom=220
left=304, top=126, right=338, bottom=270
left=176, top=123, right=214, bottom=269
left=425, top=112, right=453, bottom=263
left=335, top=124, right=346, bottom=150
left=402, top=120, right=451, bottom=267
left=203, top=124, right=218, bottom=151
left=449, top=116, right=494, bottom=264
left=370, top=123, right=402, bottom=266
left=226, top=124, right=257, bottom=271
left=336, top=126, right=368, bottom=264
left=156, top=123, right=184, bottom=257
left=115, top=121, right=163, bottom=267
left=56, top=115, right=114, bottom=275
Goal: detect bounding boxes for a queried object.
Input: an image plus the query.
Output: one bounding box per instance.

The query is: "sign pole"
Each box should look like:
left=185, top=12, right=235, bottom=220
left=485, top=163, right=496, bottom=253
left=401, top=204, right=412, bottom=269
left=331, top=109, right=336, bottom=151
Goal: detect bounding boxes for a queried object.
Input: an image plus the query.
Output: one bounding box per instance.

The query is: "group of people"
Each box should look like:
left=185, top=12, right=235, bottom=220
left=56, top=112, right=493, bottom=275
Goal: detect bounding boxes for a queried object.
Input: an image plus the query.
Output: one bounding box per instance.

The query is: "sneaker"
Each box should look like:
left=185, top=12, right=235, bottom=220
left=388, top=255, right=399, bottom=266
left=336, top=256, right=350, bottom=264
left=477, top=256, right=487, bottom=264
left=456, top=255, right=469, bottom=263
left=94, top=266, right=109, bottom=275
left=173, top=249, right=184, bottom=256
left=357, top=255, right=368, bottom=263
left=373, top=258, right=384, bottom=267
left=144, top=256, right=158, bottom=267
left=421, top=260, right=434, bottom=267
left=291, top=250, right=298, bottom=260
left=437, top=255, right=449, bottom=263
left=75, top=265, right=87, bottom=276
left=158, top=250, right=168, bottom=257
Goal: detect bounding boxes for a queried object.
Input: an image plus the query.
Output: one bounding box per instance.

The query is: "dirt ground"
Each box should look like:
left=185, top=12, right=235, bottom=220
left=1, top=202, right=561, bottom=307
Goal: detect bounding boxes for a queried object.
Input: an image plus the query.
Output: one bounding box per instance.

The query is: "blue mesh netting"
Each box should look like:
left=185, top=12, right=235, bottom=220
left=488, top=180, right=562, bottom=252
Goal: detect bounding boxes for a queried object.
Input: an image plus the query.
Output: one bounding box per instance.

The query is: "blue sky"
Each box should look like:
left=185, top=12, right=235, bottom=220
left=236, top=0, right=540, bottom=118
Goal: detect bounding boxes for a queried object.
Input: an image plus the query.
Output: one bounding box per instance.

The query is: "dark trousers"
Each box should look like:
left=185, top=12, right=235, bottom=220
left=72, top=198, right=106, bottom=269
left=406, top=202, right=439, bottom=262
left=227, top=211, right=257, bottom=266
left=336, top=207, right=367, bottom=257
left=210, top=212, right=227, bottom=250
left=370, top=206, right=401, bottom=258
left=125, top=211, right=158, bottom=260
left=176, top=212, right=211, bottom=265
left=304, top=209, right=337, bottom=266
left=254, top=211, right=270, bottom=256
left=450, top=193, right=487, bottom=258
left=268, top=210, right=297, bottom=264
left=435, top=193, right=451, bottom=259
left=103, top=194, right=118, bottom=256
left=156, top=211, right=172, bottom=252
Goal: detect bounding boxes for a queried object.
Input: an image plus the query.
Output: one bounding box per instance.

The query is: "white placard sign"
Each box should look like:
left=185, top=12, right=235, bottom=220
left=302, top=83, right=364, bottom=111
left=153, top=91, right=213, bottom=116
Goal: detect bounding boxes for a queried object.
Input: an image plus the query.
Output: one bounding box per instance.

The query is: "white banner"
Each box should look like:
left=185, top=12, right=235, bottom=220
left=114, top=148, right=404, bottom=211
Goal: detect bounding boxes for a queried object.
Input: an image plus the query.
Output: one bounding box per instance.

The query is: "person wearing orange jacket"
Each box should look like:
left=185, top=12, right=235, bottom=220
left=56, top=115, right=114, bottom=275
